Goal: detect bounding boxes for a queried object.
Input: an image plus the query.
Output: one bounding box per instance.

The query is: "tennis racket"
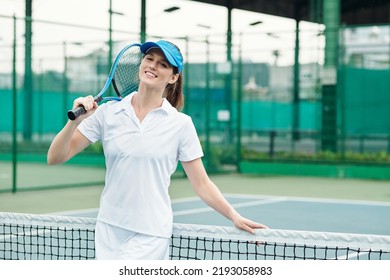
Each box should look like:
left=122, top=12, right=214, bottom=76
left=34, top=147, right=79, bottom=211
left=67, top=43, right=142, bottom=120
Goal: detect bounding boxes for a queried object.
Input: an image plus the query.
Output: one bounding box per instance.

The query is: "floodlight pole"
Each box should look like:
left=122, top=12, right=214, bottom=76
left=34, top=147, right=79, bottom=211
left=23, top=0, right=33, bottom=140
left=236, top=32, right=243, bottom=172
left=226, top=3, right=233, bottom=144
left=63, top=42, right=69, bottom=125
left=205, top=36, right=211, bottom=171
left=108, top=0, right=124, bottom=95
left=140, top=0, right=146, bottom=42
left=292, top=18, right=301, bottom=144
left=12, top=15, right=18, bottom=193
left=321, top=0, right=340, bottom=153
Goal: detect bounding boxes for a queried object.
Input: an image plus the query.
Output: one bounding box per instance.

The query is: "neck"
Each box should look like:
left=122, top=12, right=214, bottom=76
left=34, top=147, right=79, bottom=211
left=134, top=87, right=163, bottom=108
left=131, top=87, right=163, bottom=122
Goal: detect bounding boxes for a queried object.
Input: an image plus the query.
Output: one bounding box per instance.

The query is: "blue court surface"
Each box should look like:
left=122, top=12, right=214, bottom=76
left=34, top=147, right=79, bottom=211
left=2, top=194, right=389, bottom=261
left=52, top=193, right=390, bottom=236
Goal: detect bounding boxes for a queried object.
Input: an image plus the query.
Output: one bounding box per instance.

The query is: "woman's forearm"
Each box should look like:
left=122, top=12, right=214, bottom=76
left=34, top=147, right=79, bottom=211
left=192, top=178, right=238, bottom=221
left=47, top=120, right=83, bottom=165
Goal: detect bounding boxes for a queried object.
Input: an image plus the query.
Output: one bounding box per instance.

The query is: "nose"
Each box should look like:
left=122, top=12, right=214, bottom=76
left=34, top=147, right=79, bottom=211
left=148, top=61, right=157, bottom=70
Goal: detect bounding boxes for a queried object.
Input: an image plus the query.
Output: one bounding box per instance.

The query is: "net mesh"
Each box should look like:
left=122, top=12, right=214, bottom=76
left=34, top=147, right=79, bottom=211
left=1, top=212, right=390, bottom=260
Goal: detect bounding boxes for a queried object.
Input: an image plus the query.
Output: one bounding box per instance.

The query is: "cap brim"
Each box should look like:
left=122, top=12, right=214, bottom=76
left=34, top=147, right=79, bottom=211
left=141, top=41, right=182, bottom=73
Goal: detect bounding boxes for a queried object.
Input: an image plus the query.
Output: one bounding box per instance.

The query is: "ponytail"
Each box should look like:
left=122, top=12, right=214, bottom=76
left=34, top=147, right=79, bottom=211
left=164, top=67, right=184, bottom=111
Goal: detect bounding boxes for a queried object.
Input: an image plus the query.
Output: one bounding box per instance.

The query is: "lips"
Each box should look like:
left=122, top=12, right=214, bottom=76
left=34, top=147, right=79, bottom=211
left=145, top=71, right=157, bottom=78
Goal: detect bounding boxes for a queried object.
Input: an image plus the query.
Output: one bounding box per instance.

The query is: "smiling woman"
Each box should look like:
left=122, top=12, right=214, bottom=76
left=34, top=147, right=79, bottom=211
left=47, top=39, right=268, bottom=260
left=138, top=40, right=184, bottom=111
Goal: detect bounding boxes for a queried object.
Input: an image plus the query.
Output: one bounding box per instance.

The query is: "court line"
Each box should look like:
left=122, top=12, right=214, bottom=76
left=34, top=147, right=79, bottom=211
left=48, top=192, right=390, bottom=217
left=48, top=196, right=286, bottom=217
left=224, top=193, right=390, bottom=207
left=173, top=197, right=287, bottom=217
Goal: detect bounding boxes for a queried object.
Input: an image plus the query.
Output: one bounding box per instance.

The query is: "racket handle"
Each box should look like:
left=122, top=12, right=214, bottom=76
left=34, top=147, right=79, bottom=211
left=67, top=96, right=103, bottom=121
left=67, top=106, right=86, bottom=121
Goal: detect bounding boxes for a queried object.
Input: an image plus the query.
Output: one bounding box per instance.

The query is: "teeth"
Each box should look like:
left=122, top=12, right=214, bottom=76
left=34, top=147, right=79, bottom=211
left=145, top=71, right=157, bottom=78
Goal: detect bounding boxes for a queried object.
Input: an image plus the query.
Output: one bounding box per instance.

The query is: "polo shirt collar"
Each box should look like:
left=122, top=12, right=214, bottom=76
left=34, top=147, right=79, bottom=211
left=113, top=92, right=175, bottom=115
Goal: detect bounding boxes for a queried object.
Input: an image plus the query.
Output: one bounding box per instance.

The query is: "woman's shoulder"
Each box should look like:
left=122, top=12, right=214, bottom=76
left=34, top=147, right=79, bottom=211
left=96, top=99, right=123, bottom=112
left=169, top=108, right=192, bottom=122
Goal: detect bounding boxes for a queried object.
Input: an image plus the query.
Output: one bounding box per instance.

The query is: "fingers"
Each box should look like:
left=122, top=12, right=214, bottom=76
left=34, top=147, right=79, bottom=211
left=235, top=217, right=269, bottom=234
left=249, top=221, right=269, bottom=230
left=73, top=95, right=97, bottom=112
left=69, top=96, right=98, bottom=122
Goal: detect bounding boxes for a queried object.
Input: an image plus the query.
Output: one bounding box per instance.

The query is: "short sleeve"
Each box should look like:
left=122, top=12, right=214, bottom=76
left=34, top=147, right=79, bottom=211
left=178, top=117, right=204, bottom=162
left=77, top=104, right=105, bottom=143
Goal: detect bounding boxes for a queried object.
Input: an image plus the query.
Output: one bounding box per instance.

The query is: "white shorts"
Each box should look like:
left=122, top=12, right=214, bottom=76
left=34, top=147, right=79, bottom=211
left=95, top=221, right=170, bottom=260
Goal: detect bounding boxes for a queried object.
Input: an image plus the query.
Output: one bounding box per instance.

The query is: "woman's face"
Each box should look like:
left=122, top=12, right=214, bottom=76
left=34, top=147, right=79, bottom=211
left=139, top=48, right=178, bottom=88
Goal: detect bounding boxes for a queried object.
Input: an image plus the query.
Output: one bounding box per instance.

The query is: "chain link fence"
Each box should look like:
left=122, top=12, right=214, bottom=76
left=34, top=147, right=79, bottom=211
left=0, top=14, right=389, bottom=191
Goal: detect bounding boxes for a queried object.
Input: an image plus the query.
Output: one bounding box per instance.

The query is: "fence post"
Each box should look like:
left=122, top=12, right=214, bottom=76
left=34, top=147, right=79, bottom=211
left=184, top=37, right=190, bottom=114
left=205, top=37, right=211, bottom=171
left=23, top=2, right=33, bottom=141
left=236, top=33, right=243, bottom=172
left=63, top=41, right=69, bottom=125
left=321, top=0, right=340, bottom=153
left=12, top=15, right=18, bottom=193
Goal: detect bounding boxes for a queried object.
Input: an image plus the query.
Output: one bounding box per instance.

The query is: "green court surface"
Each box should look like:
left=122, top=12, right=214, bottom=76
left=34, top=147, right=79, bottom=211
left=1, top=174, right=389, bottom=215
left=0, top=162, right=105, bottom=192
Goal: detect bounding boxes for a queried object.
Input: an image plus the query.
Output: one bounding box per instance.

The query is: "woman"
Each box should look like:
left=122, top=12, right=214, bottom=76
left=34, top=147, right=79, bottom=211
left=47, top=40, right=268, bottom=260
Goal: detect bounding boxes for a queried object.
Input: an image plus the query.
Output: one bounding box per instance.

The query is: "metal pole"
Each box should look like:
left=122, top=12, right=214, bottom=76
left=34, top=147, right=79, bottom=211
left=205, top=37, right=211, bottom=170
left=12, top=15, right=18, bottom=193
left=23, top=0, right=33, bottom=140
left=236, top=33, right=243, bottom=172
left=184, top=37, right=190, bottom=114
left=292, top=19, right=301, bottom=146
left=321, top=0, right=340, bottom=152
left=339, top=24, right=346, bottom=161
left=226, top=4, right=233, bottom=143
left=140, top=0, right=146, bottom=42
left=38, top=59, right=43, bottom=141
left=108, top=0, right=113, bottom=96
left=63, top=41, right=68, bottom=125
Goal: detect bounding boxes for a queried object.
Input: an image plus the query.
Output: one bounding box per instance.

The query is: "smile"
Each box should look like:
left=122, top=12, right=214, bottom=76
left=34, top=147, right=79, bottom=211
left=145, top=71, right=157, bottom=78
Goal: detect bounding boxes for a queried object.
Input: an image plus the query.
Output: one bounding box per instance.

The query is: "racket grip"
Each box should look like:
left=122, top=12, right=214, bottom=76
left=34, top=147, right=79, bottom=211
left=67, top=106, right=86, bottom=121
left=67, top=96, right=103, bottom=121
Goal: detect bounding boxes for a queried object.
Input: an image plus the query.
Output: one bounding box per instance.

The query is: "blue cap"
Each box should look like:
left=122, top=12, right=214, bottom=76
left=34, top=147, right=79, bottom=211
left=141, top=40, right=183, bottom=74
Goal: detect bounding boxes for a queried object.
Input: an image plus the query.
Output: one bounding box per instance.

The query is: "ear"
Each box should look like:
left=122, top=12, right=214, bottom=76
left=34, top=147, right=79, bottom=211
left=168, top=74, right=179, bottom=84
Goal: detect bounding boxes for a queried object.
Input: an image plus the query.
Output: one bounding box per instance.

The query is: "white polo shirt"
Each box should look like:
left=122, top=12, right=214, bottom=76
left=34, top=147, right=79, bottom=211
left=77, top=93, right=203, bottom=238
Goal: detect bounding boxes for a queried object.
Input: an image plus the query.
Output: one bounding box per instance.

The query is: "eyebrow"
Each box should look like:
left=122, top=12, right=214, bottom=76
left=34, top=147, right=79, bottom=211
left=145, top=52, right=170, bottom=65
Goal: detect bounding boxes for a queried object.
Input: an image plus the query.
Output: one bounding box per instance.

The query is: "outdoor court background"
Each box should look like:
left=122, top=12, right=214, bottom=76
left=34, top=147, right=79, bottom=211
left=1, top=174, right=389, bottom=236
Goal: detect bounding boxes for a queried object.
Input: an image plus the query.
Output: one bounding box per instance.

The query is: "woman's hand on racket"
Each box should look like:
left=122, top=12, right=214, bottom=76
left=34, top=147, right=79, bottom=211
left=71, top=96, right=98, bottom=121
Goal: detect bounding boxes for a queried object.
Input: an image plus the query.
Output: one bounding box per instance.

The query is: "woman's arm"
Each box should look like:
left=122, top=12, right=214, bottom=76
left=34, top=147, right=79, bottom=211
left=181, top=158, right=268, bottom=233
left=47, top=122, right=91, bottom=164
left=47, top=96, right=96, bottom=165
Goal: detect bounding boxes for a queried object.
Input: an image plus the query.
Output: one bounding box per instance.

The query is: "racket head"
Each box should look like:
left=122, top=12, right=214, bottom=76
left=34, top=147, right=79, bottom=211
left=111, top=44, right=143, bottom=98
left=67, top=43, right=142, bottom=120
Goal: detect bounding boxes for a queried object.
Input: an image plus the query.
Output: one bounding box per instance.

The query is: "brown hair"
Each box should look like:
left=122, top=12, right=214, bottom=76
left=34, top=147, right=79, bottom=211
left=164, top=69, right=184, bottom=111
left=163, top=42, right=184, bottom=111
left=143, top=42, right=184, bottom=110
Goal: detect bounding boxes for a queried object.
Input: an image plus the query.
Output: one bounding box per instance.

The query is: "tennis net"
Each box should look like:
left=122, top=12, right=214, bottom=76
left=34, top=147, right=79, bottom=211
left=1, top=212, right=390, bottom=260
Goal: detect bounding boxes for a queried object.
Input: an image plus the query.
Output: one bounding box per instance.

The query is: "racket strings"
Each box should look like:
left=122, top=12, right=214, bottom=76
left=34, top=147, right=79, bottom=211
left=113, top=46, right=143, bottom=98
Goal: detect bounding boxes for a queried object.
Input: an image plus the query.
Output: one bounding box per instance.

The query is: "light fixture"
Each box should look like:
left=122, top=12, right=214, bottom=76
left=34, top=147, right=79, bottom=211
left=249, top=21, right=263, bottom=26
left=164, top=6, right=180, bottom=13
left=197, top=24, right=212, bottom=29
left=109, top=9, right=124, bottom=16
